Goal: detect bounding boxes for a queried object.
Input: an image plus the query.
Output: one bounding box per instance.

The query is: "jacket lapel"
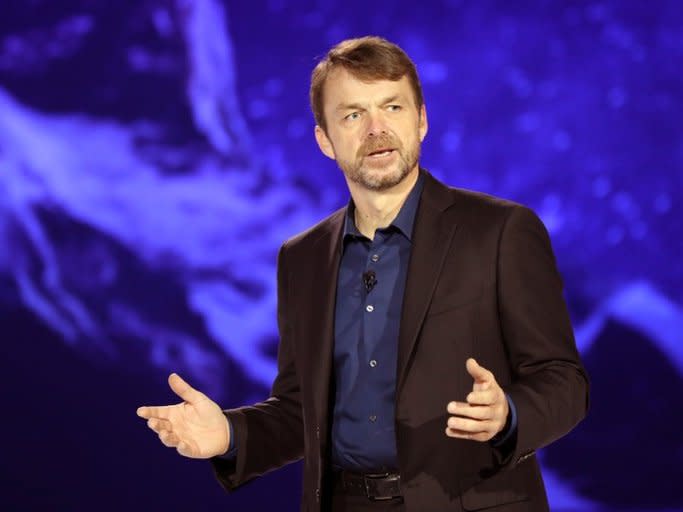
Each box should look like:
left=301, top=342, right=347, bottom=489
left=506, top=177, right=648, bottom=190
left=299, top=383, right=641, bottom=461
left=396, top=171, right=459, bottom=394
left=304, top=210, right=345, bottom=428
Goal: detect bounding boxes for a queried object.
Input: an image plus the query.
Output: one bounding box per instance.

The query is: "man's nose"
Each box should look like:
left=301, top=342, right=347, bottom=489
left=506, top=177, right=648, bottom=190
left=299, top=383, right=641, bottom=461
left=365, top=110, right=388, bottom=137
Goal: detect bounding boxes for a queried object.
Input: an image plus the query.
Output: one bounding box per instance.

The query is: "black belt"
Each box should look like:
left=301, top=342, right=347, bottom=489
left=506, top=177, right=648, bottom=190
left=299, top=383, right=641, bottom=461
left=334, top=470, right=402, bottom=501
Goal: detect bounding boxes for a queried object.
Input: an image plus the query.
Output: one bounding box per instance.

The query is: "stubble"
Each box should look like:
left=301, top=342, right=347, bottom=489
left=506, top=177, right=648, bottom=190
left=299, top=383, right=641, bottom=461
left=338, top=132, right=420, bottom=191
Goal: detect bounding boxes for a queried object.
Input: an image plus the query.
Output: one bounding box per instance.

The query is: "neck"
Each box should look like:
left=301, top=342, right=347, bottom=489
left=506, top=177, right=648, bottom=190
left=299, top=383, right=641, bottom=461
left=348, top=166, right=419, bottom=239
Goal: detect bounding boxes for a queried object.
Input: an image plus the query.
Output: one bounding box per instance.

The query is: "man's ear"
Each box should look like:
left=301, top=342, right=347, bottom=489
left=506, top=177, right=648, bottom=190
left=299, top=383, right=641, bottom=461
left=418, top=104, right=428, bottom=142
left=315, top=125, right=336, bottom=160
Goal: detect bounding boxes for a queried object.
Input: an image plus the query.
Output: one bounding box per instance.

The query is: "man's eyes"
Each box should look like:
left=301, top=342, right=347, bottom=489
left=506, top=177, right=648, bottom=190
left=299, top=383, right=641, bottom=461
left=343, top=105, right=402, bottom=121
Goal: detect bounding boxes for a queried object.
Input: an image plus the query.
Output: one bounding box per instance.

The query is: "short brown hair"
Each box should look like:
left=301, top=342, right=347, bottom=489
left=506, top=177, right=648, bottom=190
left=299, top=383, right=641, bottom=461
left=310, top=36, right=424, bottom=132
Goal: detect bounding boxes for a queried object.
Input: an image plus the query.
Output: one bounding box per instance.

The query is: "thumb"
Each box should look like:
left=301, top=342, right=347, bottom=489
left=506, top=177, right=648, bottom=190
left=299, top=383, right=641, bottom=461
left=168, top=373, right=203, bottom=404
left=466, top=358, right=491, bottom=383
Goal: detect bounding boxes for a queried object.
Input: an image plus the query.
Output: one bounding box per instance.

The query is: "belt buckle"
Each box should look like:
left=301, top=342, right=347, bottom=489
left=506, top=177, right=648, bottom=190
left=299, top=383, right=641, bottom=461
left=363, top=472, right=400, bottom=501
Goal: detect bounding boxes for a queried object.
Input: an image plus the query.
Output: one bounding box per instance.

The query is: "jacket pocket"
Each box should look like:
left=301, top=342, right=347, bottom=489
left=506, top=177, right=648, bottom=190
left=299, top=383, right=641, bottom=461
left=459, top=469, right=529, bottom=511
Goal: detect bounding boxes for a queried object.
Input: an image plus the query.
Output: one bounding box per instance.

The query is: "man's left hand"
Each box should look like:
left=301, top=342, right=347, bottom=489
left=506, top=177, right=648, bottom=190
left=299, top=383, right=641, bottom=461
left=445, top=358, right=509, bottom=442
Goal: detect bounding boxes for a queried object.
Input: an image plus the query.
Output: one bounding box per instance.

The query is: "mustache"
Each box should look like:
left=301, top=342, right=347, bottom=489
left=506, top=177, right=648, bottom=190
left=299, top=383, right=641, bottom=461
left=357, top=133, right=400, bottom=157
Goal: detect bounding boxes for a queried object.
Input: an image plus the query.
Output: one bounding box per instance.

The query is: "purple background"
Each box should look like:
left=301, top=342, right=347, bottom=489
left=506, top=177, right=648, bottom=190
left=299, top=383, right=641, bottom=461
left=1, top=1, right=682, bottom=510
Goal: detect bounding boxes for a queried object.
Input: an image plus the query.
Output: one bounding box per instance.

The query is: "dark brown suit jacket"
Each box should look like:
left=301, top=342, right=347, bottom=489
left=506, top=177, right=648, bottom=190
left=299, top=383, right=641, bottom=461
left=211, top=169, right=589, bottom=511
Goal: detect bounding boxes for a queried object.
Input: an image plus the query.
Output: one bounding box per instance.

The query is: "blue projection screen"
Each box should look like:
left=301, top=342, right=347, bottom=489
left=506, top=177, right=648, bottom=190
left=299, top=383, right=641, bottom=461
left=1, top=1, right=681, bottom=511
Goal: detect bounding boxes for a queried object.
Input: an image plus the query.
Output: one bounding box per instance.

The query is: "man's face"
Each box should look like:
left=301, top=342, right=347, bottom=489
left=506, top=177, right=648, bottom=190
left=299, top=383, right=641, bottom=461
left=315, top=68, right=428, bottom=191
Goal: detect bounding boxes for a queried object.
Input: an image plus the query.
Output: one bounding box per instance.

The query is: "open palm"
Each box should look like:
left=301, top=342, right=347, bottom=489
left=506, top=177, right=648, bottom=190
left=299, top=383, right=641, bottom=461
left=137, top=373, right=230, bottom=459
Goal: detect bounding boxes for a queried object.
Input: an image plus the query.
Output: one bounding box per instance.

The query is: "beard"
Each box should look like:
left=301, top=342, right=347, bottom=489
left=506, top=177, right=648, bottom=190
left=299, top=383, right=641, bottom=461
left=337, top=132, right=420, bottom=191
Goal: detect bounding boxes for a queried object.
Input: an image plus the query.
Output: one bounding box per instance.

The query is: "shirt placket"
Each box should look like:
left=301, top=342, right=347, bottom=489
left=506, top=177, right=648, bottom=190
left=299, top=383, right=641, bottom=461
left=362, top=232, right=385, bottom=429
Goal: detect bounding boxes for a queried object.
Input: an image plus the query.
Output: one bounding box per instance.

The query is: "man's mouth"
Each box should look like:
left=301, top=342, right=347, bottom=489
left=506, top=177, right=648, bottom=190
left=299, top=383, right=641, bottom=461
left=367, top=148, right=395, bottom=158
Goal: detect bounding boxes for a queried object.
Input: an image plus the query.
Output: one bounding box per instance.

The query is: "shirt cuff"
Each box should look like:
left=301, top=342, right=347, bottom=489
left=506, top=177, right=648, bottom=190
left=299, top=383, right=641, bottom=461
left=215, top=415, right=237, bottom=460
left=490, top=393, right=517, bottom=447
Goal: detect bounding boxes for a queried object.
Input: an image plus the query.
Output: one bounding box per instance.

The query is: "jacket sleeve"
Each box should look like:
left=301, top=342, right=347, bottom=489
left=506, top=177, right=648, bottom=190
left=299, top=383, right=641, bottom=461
left=495, top=205, right=590, bottom=469
left=210, top=241, right=304, bottom=491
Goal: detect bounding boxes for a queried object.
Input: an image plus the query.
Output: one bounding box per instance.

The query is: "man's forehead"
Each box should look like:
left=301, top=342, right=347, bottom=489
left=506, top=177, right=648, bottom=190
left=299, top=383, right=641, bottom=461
left=324, top=69, right=412, bottom=104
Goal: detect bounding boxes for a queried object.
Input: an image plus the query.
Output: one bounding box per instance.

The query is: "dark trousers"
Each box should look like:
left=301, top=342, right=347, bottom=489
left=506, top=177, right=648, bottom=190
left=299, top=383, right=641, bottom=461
left=330, top=495, right=405, bottom=512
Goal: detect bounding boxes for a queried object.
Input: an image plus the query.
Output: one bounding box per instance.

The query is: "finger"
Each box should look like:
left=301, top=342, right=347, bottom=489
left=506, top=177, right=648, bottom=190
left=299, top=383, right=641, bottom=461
left=466, top=389, right=497, bottom=406
left=137, top=405, right=171, bottom=420
left=447, top=401, right=493, bottom=420
left=147, top=418, right=173, bottom=434
left=466, top=358, right=493, bottom=383
left=155, top=418, right=173, bottom=431
left=159, top=430, right=181, bottom=448
left=447, top=416, right=491, bottom=433
left=168, top=373, right=203, bottom=404
left=466, top=358, right=493, bottom=384
left=445, top=427, right=490, bottom=442
left=472, top=380, right=491, bottom=392
left=176, top=440, right=198, bottom=458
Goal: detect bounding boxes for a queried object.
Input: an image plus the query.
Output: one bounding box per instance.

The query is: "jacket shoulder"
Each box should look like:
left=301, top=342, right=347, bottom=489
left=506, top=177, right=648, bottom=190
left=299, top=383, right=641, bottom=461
left=445, top=185, right=532, bottom=223
left=280, top=205, right=346, bottom=252
left=443, top=185, right=550, bottom=240
left=423, top=170, right=525, bottom=219
left=449, top=186, right=523, bottom=213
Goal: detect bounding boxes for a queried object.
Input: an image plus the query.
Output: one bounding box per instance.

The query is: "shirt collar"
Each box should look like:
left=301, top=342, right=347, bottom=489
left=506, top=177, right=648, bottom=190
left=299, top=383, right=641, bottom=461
left=342, top=170, right=425, bottom=246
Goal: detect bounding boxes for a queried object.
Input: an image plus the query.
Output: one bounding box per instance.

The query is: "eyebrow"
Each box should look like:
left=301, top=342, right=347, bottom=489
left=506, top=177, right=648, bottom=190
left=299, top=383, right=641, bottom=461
left=335, top=94, right=403, bottom=112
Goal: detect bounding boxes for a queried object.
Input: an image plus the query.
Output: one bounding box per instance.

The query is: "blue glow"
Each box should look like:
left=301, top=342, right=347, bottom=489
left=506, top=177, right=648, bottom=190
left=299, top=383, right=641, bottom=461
left=1, top=1, right=681, bottom=510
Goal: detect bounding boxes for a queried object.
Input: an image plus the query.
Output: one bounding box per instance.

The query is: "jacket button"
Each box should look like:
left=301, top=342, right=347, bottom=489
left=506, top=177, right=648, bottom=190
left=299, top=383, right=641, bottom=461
left=315, top=488, right=320, bottom=501
left=316, top=427, right=320, bottom=439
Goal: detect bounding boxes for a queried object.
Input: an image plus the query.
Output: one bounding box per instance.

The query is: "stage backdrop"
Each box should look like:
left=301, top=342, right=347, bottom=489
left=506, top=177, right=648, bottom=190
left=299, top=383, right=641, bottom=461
left=1, top=1, right=681, bottom=510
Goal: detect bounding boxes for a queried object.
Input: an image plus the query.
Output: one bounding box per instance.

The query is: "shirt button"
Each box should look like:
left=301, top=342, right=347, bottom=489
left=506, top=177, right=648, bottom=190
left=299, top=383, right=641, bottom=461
left=369, top=415, right=377, bottom=422
left=371, top=254, right=379, bottom=262
left=369, top=359, right=377, bottom=368
left=366, top=304, right=374, bottom=312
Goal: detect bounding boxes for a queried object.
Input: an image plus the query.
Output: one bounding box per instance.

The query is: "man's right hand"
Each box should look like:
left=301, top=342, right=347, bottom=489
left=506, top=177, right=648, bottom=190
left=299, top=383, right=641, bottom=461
left=137, top=373, right=230, bottom=459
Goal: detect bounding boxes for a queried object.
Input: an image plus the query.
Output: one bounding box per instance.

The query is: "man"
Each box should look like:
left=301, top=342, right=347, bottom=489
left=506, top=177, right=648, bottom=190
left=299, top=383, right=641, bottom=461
left=137, top=36, right=589, bottom=511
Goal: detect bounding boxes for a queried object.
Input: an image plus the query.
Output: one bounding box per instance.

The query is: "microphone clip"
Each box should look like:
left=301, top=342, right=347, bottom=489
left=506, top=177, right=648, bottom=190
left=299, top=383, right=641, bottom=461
left=362, top=270, right=377, bottom=293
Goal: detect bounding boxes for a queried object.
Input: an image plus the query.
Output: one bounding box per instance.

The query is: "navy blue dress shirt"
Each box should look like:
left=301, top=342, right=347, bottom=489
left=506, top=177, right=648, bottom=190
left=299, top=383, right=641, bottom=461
left=330, top=174, right=424, bottom=471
